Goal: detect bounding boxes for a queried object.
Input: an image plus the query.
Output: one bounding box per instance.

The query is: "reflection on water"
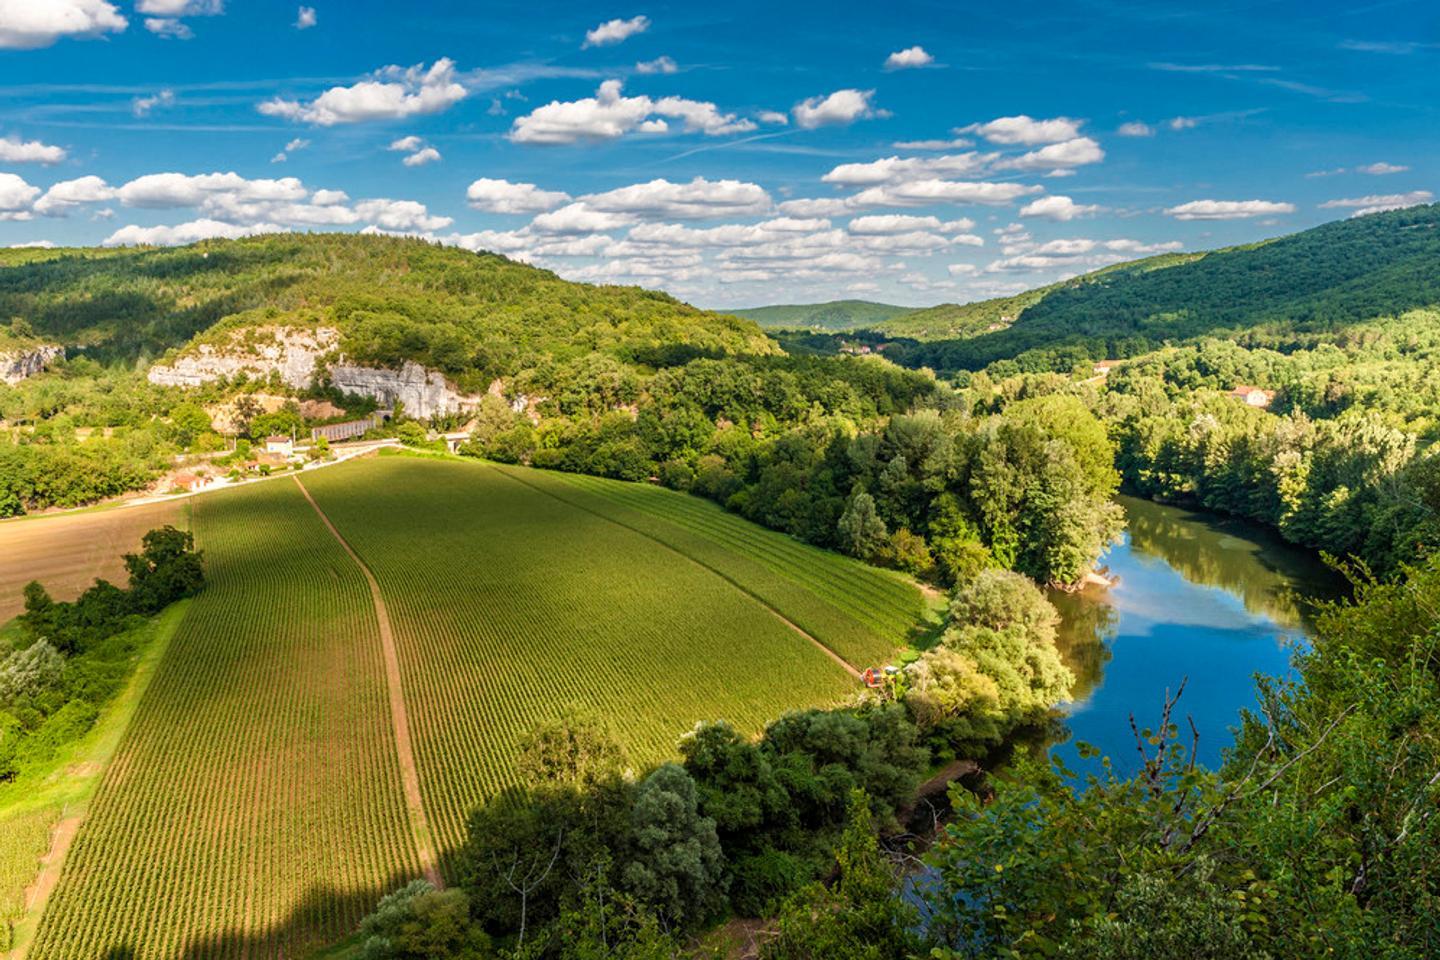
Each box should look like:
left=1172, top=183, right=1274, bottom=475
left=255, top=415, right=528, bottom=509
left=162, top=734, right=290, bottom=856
left=1048, top=495, right=1344, bottom=772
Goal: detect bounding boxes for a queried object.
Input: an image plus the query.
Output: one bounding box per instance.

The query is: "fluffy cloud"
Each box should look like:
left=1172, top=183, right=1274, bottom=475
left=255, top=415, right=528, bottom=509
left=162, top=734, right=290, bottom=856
left=793, top=89, right=881, bottom=129
left=295, top=5, right=315, bottom=28
left=529, top=202, right=637, bottom=235
left=849, top=179, right=1042, bottom=207
left=132, top=89, right=175, bottom=117
left=996, top=137, right=1105, bottom=172
left=847, top=214, right=948, bottom=234
left=0, top=0, right=127, bottom=48
left=963, top=115, right=1082, bottom=145
left=0, top=134, right=66, bottom=164
left=1169, top=116, right=1198, bottom=130
left=1319, top=191, right=1433, bottom=217
left=1116, top=121, right=1154, bottom=137
left=0, top=173, right=40, bottom=220
left=1164, top=199, right=1296, bottom=220
left=757, top=110, right=788, bottom=125
left=884, top=45, right=933, bottom=69
left=1019, top=195, right=1100, bottom=221
left=34, top=175, right=116, bottom=216
left=402, top=147, right=440, bottom=167
left=103, top=219, right=281, bottom=247
left=635, top=55, right=677, bottom=74
left=583, top=14, right=649, bottom=48
left=353, top=198, right=452, bottom=232
left=510, top=79, right=755, bottom=144
left=466, top=178, right=570, bottom=214
left=116, top=172, right=307, bottom=209
left=579, top=177, right=771, bottom=219
left=986, top=236, right=1183, bottom=273
left=822, top=152, right=992, bottom=186
left=259, top=59, right=467, bottom=126
left=388, top=135, right=440, bottom=166
left=775, top=197, right=857, bottom=217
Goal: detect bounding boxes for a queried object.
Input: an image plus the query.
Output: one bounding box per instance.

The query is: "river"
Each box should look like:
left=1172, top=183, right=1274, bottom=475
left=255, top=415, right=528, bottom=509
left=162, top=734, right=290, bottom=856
left=1046, top=494, right=1344, bottom=773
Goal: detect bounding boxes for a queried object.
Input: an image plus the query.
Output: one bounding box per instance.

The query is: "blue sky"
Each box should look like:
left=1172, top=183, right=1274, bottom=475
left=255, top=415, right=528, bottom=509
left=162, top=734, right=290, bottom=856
left=0, top=0, right=1435, bottom=308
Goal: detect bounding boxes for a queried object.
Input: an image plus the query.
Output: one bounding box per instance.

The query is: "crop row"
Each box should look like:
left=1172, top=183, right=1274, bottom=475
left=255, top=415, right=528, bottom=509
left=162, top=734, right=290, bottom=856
left=28, top=482, right=418, bottom=960
left=302, top=458, right=858, bottom=865
left=545, top=469, right=926, bottom=666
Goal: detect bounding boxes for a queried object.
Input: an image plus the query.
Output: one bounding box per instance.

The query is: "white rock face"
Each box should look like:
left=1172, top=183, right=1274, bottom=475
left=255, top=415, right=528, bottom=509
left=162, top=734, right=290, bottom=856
left=147, top=325, right=481, bottom=418
left=1, top=345, right=64, bottom=385
left=148, top=327, right=339, bottom=389
left=330, top=361, right=481, bottom=419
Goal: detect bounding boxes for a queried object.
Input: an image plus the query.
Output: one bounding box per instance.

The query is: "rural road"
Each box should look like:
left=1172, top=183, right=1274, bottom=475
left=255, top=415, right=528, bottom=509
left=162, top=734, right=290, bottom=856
left=292, top=475, right=444, bottom=888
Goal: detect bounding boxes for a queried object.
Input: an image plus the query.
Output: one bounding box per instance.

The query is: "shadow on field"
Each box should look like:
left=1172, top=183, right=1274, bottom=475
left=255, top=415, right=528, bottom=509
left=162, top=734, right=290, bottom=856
left=77, top=868, right=431, bottom=960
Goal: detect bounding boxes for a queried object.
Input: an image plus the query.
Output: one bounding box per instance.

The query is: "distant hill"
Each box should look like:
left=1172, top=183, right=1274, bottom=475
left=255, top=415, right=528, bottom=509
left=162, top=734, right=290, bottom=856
left=0, top=233, right=776, bottom=380
left=896, top=205, right=1440, bottom=371
left=728, top=299, right=918, bottom=331
left=877, top=254, right=1199, bottom=341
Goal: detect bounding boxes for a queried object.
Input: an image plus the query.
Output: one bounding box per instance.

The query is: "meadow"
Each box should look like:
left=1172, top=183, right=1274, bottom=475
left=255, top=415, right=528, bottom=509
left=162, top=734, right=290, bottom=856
left=19, top=455, right=925, bottom=956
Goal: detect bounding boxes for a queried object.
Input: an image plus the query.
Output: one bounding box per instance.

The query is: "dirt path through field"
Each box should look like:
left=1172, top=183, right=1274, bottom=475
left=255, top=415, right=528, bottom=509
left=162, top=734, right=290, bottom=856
left=293, top=476, right=443, bottom=887
left=493, top=467, right=864, bottom=680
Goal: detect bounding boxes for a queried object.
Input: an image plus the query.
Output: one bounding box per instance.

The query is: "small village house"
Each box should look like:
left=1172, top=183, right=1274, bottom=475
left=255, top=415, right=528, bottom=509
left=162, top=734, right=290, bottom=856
left=1229, top=385, right=1276, bottom=408
left=265, top=435, right=295, bottom=457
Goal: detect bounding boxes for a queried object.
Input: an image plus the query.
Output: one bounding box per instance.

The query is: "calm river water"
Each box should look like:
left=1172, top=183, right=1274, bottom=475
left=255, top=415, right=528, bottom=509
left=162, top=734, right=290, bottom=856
left=1046, top=494, right=1344, bottom=773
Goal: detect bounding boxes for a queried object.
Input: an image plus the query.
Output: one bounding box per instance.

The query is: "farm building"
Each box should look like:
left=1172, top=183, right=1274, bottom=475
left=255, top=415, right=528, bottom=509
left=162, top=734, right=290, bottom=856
left=265, top=435, right=294, bottom=456
left=312, top=416, right=383, bottom=443
left=171, top=472, right=203, bottom=493
left=1229, top=385, right=1276, bottom=408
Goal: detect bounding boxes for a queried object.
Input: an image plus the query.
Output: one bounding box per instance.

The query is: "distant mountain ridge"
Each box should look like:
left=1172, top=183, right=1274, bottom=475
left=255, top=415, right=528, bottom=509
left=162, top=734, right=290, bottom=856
left=727, top=299, right=918, bottom=331
left=885, top=205, right=1440, bottom=371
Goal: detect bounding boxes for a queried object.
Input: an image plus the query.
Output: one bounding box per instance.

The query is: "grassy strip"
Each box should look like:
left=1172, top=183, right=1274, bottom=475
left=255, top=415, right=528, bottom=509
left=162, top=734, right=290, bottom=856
left=0, top=600, right=190, bottom=957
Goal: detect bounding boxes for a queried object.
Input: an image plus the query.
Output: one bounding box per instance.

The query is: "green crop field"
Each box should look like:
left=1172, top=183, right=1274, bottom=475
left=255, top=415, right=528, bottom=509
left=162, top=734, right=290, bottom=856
left=25, top=456, right=925, bottom=956
left=300, top=456, right=922, bottom=862
left=26, top=481, right=418, bottom=960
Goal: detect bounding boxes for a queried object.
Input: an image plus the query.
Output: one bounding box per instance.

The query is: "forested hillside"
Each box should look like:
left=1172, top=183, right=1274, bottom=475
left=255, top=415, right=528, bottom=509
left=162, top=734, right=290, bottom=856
left=892, top=204, right=1440, bottom=370
left=729, top=300, right=916, bottom=331
left=0, top=234, right=774, bottom=376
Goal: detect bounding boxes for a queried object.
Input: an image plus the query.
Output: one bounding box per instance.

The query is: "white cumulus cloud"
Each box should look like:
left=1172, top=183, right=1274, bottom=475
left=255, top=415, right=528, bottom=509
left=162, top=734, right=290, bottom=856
left=849, top=179, right=1042, bottom=208
left=259, top=59, right=467, bottom=126
left=104, top=219, right=281, bottom=247
left=1320, top=191, right=1432, bottom=216
left=34, top=175, right=116, bottom=216
left=0, top=134, right=66, bottom=164
left=466, top=178, right=571, bottom=214
left=822, top=152, right=993, bottom=186
left=583, top=14, right=649, bottom=47
left=1165, top=199, right=1296, bottom=220
left=885, top=45, right=933, bottom=69
left=295, top=5, right=315, bottom=28
left=143, top=18, right=191, bottom=38
left=1357, top=161, right=1408, bottom=175
left=0, top=0, right=128, bottom=48
left=0, top=173, right=40, bottom=220
left=579, top=177, right=771, bottom=220
left=1116, top=121, right=1154, bottom=137
left=963, top=114, right=1083, bottom=145
left=510, top=79, right=754, bottom=144
left=353, top=198, right=451, bottom=231
left=793, top=89, right=881, bottom=129
left=1019, top=195, right=1100, bottom=221
left=996, top=137, right=1105, bottom=172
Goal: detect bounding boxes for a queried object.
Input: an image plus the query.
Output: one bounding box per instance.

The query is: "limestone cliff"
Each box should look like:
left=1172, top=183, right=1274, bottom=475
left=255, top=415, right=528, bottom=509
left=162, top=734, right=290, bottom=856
left=147, top=325, right=482, bottom=418
left=147, top=327, right=339, bottom=390
left=1, top=344, right=64, bottom=385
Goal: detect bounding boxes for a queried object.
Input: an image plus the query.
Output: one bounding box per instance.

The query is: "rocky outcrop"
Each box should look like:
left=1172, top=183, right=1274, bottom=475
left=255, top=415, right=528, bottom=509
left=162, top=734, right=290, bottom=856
left=147, top=327, right=339, bottom=389
left=147, top=325, right=482, bottom=419
left=331, top=361, right=482, bottom=419
left=1, top=345, right=64, bottom=385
